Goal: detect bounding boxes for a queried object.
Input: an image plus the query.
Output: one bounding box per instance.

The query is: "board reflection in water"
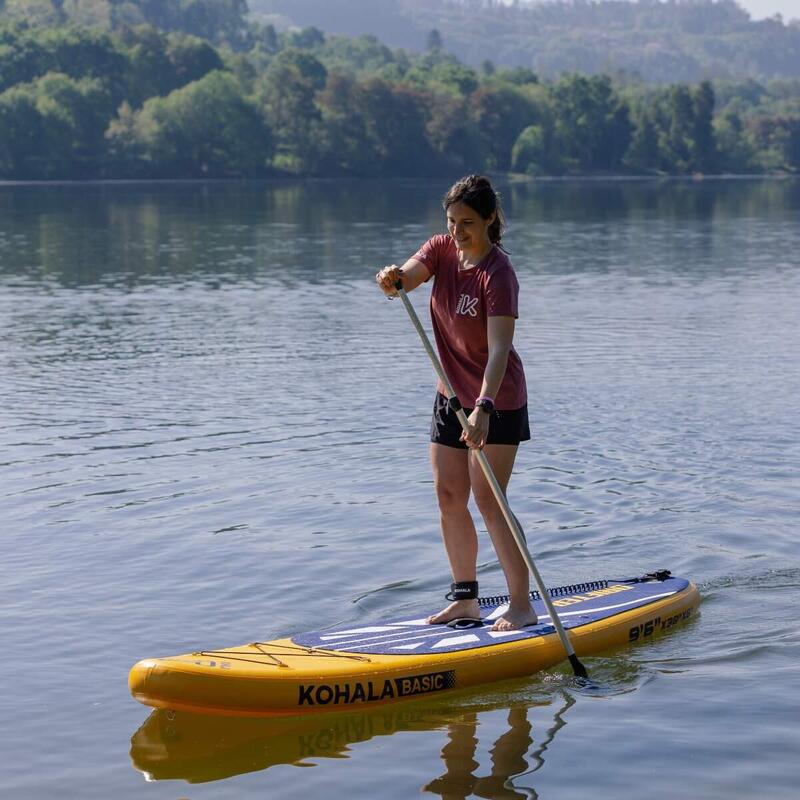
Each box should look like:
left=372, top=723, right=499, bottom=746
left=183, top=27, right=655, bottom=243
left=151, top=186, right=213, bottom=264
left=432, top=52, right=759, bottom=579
left=130, top=690, right=575, bottom=796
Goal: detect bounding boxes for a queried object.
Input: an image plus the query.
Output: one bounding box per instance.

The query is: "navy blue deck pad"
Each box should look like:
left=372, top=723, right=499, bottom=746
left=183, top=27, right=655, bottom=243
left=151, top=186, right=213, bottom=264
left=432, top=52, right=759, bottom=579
left=292, top=577, right=689, bottom=656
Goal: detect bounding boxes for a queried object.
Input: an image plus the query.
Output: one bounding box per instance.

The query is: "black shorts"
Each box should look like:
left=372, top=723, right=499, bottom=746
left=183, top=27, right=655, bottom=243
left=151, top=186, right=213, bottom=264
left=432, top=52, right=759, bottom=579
left=430, top=392, right=531, bottom=449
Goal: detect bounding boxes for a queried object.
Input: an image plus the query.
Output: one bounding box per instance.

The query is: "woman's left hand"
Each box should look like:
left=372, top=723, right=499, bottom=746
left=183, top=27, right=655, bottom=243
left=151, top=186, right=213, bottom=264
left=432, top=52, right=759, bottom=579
left=461, top=407, right=490, bottom=449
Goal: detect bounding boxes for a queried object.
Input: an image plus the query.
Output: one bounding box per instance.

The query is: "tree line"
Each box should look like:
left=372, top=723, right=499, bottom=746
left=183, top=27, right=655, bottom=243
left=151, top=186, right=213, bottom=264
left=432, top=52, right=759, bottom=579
left=1, top=19, right=798, bottom=179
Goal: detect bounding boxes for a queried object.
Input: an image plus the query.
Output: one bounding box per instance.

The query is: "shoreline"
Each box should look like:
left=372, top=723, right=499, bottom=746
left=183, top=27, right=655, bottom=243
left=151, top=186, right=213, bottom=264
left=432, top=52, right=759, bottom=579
left=1, top=172, right=797, bottom=188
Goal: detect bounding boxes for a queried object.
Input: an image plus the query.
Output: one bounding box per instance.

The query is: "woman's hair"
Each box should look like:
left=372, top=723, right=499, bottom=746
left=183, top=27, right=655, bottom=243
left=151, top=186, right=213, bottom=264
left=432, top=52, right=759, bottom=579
left=443, top=175, right=506, bottom=248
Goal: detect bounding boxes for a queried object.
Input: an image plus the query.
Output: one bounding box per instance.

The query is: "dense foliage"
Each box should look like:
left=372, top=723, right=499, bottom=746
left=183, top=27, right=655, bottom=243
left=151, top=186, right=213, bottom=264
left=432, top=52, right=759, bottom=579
left=253, top=0, right=800, bottom=83
left=0, top=13, right=798, bottom=179
left=1, top=0, right=252, bottom=47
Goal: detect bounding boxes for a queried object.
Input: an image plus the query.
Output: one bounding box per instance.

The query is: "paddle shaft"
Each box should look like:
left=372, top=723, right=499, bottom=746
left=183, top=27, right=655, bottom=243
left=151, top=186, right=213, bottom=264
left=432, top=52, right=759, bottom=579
left=395, top=284, right=588, bottom=679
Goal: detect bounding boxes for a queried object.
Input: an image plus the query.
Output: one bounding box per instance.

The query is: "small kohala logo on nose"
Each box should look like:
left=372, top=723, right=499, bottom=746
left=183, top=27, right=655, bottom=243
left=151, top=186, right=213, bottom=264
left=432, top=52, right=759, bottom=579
left=456, top=294, right=479, bottom=317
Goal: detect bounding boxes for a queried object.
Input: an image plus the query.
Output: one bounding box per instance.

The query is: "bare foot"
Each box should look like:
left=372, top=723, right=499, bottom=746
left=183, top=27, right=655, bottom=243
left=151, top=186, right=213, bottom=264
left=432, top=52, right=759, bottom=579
left=427, top=598, right=481, bottom=625
left=491, top=604, right=538, bottom=632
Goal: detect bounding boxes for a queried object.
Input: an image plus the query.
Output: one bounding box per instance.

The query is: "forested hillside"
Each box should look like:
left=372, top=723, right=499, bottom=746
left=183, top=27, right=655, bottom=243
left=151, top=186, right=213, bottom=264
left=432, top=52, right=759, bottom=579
left=0, top=0, right=252, bottom=47
left=0, top=1, right=798, bottom=179
left=252, top=0, right=800, bottom=83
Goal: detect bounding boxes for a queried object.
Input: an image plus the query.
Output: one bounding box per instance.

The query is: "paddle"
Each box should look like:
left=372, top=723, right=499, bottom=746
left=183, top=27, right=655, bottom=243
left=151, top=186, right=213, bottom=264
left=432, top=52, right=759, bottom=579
left=394, top=280, right=589, bottom=680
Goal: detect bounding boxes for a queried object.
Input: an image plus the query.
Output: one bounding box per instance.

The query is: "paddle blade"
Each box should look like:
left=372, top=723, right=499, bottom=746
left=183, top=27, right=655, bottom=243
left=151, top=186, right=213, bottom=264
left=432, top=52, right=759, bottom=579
left=569, top=653, right=589, bottom=679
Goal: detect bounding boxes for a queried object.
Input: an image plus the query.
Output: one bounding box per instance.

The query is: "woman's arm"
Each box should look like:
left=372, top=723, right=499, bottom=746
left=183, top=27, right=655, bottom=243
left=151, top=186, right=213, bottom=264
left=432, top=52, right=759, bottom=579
left=461, top=316, right=516, bottom=449
left=375, top=258, right=431, bottom=297
left=479, top=316, right=515, bottom=399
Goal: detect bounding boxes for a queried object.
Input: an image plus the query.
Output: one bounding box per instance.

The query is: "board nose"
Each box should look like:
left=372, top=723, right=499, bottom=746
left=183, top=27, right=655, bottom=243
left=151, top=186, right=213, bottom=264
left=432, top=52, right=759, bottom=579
left=129, top=659, right=157, bottom=701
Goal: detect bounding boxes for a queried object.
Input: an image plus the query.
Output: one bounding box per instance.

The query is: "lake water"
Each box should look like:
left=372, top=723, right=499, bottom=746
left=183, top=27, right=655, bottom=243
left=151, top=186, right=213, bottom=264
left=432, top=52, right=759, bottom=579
left=1, top=178, right=798, bottom=799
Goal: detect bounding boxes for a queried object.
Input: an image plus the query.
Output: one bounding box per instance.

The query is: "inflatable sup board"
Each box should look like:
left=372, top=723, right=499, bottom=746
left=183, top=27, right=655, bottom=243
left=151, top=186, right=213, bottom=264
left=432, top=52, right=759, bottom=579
left=129, top=571, right=698, bottom=717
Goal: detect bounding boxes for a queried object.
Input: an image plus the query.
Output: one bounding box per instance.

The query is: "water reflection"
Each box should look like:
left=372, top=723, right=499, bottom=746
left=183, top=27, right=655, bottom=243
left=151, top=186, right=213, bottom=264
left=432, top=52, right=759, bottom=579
left=129, top=690, right=575, bottom=795
left=508, top=176, right=800, bottom=223
left=1, top=178, right=797, bottom=289
left=423, top=696, right=574, bottom=800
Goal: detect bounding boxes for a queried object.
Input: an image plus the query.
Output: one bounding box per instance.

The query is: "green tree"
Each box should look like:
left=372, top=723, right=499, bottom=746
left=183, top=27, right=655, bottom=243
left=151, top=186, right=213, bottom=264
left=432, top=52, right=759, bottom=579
left=177, top=0, right=250, bottom=49
left=692, top=80, right=716, bottom=171
left=114, top=70, right=273, bottom=176
left=315, top=72, right=437, bottom=176
left=629, top=116, right=659, bottom=171
left=492, top=67, right=539, bottom=87
left=471, top=85, right=537, bottom=171
left=316, top=33, right=398, bottom=75
left=0, top=23, right=127, bottom=96
left=749, top=114, right=800, bottom=171
left=286, top=26, right=324, bottom=50
left=428, top=62, right=478, bottom=96
left=426, top=29, right=442, bottom=52
left=350, top=77, right=432, bottom=174
left=511, top=124, right=548, bottom=174
left=782, top=117, right=800, bottom=170
left=257, top=48, right=326, bottom=172
left=0, top=23, right=49, bottom=91
left=0, top=83, right=46, bottom=176
left=60, top=0, right=112, bottom=28
left=118, top=25, right=175, bottom=104
left=316, top=71, right=379, bottom=175
left=551, top=74, right=632, bottom=172
left=424, top=90, right=485, bottom=172
left=166, top=33, right=223, bottom=87
left=138, top=0, right=250, bottom=49
left=714, top=108, right=756, bottom=172
left=39, top=26, right=123, bottom=78
left=121, top=0, right=180, bottom=31
left=33, top=70, right=112, bottom=174
left=4, top=0, right=65, bottom=26
left=624, top=90, right=661, bottom=172
left=103, top=98, right=142, bottom=173
left=259, top=23, right=278, bottom=53
left=0, top=70, right=111, bottom=177
left=662, top=85, right=695, bottom=171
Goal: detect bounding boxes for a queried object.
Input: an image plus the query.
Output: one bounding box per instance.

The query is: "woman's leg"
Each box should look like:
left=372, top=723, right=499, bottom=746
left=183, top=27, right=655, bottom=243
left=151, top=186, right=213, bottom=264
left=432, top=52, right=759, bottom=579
left=427, top=442, right=481, bottom=624
left=469, top=444, right=537, bottom=631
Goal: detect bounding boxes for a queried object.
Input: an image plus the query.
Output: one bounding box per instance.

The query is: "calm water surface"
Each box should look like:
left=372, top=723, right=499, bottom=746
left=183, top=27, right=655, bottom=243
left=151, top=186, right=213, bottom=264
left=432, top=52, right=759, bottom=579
left=1, top=179, right=798, bottom=798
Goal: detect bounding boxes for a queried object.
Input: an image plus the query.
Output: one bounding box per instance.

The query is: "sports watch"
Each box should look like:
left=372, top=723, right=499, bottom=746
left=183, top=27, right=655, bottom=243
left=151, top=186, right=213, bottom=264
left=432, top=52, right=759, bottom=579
left=475, top=397, right=495, bottom=414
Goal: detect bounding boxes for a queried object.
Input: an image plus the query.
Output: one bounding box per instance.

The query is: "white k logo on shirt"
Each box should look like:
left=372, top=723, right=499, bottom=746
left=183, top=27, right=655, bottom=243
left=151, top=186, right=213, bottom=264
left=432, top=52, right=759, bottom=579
left=456, top=293, right=479, bottom=317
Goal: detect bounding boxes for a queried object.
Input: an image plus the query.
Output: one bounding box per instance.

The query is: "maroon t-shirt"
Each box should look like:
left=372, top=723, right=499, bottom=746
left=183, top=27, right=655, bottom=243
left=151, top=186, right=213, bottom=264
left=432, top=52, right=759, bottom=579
left=413, top=234, right=527, bottom=411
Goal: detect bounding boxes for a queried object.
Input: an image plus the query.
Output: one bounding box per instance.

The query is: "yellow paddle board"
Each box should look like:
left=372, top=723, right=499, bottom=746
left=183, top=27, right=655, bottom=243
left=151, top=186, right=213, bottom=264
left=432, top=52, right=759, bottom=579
left=129, top=571, right=699, bottom=717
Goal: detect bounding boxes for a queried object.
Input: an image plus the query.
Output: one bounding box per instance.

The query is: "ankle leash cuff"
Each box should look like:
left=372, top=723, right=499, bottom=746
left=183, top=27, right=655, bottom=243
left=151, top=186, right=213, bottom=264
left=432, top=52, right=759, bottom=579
left=445, top=581, right=479, bottom=601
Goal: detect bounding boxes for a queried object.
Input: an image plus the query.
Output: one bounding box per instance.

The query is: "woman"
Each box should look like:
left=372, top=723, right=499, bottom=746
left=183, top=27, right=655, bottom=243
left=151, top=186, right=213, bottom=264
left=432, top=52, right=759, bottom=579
left=376, top=175, right=537, bottom=632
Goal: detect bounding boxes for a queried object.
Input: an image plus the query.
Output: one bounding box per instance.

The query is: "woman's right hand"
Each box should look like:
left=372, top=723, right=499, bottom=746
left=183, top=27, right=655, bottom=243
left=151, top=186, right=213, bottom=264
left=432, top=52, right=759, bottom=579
left=376, top=264, right=402, bottom=297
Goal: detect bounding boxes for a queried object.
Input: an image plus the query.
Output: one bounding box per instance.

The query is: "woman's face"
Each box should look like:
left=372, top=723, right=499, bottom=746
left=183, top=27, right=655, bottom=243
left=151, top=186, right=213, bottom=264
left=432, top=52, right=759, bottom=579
left=446, top=201, right=495, bottom=257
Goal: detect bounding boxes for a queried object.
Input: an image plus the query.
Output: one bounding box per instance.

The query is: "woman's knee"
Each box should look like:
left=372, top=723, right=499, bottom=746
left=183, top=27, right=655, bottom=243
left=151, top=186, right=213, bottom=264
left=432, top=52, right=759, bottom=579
left=435, top=481, right=470, bottom=513
left=473, top=485, right=504, bottom=521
